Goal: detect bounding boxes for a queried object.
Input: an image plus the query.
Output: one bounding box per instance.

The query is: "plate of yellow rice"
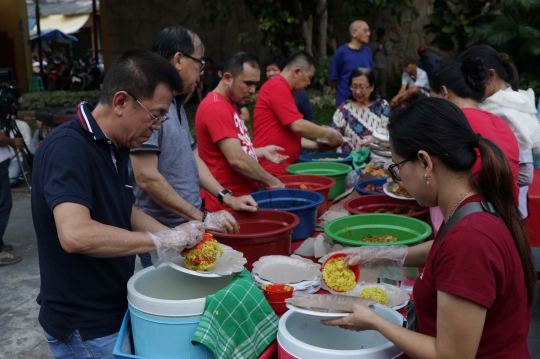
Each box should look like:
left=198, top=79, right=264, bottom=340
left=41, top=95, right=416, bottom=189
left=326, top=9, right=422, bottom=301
left=323, top=282, right=409, bottom=310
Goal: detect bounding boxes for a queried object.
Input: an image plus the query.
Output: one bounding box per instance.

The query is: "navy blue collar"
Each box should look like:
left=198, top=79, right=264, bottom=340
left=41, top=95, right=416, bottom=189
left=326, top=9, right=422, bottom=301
left=76, top=102, right=109, bottom=142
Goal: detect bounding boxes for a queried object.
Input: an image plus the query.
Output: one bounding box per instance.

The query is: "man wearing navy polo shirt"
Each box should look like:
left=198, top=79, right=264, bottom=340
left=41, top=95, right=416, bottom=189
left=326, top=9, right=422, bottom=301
left=31, top=50, right=204, bottom=359
left=329, top=20, right=373, bottom=105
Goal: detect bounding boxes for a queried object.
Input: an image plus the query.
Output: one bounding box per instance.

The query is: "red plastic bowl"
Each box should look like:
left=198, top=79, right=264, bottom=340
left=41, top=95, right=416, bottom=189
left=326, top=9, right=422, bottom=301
left=209, top=210, right=299, bottom=271
left=321, top=253, right=360, bottom=293
left=274, top=175, right=336, bottom=217
left=262, top=283, right=294, bottom=302
left=267, top=300, right=289, bottom=315
left=344, top=194, right=429, bottom=221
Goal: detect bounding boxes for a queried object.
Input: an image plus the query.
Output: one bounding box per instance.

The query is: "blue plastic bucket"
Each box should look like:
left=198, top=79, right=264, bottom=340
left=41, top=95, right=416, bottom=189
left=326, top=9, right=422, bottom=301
left=354, top=178, right=388, bottom=195
left=125, top=265, right=235, bottom=359
left=128, top=304, right=212, bottom=359
left=299, top=152, right=353, bottom=166
left=250, top=189, right=324, bottom=241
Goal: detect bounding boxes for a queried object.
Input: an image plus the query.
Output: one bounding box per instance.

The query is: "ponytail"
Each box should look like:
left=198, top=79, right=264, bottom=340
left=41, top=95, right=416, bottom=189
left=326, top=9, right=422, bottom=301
left=457, top=45, right=520, bottom=91
left=475, top=137, right=536, bottom=304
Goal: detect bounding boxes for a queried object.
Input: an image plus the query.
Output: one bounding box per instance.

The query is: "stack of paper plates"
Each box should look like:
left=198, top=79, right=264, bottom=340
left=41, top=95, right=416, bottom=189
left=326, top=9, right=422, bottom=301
left=252, top=255, right=322, bottom=295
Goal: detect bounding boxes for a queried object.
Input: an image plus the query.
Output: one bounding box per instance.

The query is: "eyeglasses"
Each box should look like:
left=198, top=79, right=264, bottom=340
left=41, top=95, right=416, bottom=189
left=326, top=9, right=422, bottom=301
left=183, top=54, right=206, bottom=72
left=127, top=92, right=169, bottom=127
left=350, top=85, right=372, bottom=93
left=388, top=158, right=412, bottom=182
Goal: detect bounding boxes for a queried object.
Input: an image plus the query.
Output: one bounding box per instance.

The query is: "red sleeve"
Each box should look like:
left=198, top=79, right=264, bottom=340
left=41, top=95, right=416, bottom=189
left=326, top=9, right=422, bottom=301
left=266, top=83, right=303, bottom=126
left=203, top=102, right=240, bottom=144
left=434, top=215, right=505, bottom=309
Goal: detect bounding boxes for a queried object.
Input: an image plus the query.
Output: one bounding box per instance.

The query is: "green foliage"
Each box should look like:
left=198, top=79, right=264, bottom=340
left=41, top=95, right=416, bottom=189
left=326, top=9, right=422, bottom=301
left=467, top=0, right=540, bottom=75
left=306, top=86, right=336, bottom=109
left=312, top=57, right=332, bottom=88
left=21, top=91, right=100, bottom=111
left=425, top=0, right=497, bottom=51
left=520, top=72, right=540, bottom=95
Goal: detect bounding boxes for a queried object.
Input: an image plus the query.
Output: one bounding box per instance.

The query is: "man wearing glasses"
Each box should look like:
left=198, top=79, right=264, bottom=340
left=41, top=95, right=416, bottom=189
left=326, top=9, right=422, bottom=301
left=329, top=20, right=373, bottom=105
left=130, top=25, right=257, bottom=267
left=31, top=50, right=205, bottom=359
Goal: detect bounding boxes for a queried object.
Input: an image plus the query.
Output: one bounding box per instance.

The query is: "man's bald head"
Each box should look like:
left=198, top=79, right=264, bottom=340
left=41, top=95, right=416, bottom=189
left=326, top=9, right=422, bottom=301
left=349, top=20, right=370, bottom=45
left=350, top=20, right=367, bottom=36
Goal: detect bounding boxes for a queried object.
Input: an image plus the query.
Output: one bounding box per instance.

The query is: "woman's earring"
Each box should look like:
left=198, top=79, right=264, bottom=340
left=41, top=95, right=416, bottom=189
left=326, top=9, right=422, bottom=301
left=424, top=174, right=430, bottom=186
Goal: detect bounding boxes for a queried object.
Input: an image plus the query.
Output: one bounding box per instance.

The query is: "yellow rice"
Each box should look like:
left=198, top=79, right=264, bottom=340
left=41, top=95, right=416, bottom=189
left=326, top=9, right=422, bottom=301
left=359, top=287, right=389, bottom=305
left=322, top=257, right=356, bottom=292
left=184, top=238, right=224, bottom=271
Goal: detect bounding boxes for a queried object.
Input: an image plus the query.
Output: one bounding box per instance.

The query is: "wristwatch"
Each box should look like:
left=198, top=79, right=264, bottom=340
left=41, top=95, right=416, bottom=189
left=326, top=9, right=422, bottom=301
left=217, top=189, right=233, bottom=204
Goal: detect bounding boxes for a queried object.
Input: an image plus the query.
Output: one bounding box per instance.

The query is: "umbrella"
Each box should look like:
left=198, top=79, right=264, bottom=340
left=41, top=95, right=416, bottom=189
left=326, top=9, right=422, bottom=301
left=30, top=29, right=78, bottom=43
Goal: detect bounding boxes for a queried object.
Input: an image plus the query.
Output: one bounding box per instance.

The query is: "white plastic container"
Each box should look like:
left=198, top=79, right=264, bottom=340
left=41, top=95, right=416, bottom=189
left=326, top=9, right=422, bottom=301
left=277, top=304, right=404, bottom=359
left=126, top=265, right=234, bottom=358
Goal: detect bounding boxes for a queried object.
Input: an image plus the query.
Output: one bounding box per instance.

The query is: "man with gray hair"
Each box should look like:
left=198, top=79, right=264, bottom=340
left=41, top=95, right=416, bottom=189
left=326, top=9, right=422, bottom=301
left=130, top=25, right=258, bottom=262
left=329, top=20, right=373, bottom=105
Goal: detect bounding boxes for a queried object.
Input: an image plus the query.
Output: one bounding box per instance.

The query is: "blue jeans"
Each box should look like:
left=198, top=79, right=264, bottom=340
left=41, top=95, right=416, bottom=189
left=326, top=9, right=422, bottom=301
left=0, top=159, right=12, bottom=250
left=44, top=329, right=127, bottom=359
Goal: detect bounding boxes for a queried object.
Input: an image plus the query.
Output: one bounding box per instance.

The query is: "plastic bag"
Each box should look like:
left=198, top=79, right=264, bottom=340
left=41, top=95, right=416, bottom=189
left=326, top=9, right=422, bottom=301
left=285, top=294, right=375, bottom=312
left=345, top=170, right=360, bottom=190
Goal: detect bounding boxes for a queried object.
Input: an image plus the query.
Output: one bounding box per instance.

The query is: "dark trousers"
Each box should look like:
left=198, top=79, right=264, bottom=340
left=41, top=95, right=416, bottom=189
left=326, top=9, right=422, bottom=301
left=0, top=159, right=13, bottom=250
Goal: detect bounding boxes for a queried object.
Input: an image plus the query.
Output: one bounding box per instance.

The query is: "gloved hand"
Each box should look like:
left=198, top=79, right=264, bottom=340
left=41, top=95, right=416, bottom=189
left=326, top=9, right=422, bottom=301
left=204, top=210, right=240, bottom=234
left=147, top=221, right=205, bottom=267
left=341, top=245, right=409, bottom=281
left=321, top=126, right=343, bottom=147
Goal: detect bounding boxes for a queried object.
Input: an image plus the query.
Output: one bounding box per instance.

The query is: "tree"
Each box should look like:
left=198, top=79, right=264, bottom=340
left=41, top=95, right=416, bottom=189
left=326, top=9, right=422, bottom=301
left=467, top=0, right=540, bottom=75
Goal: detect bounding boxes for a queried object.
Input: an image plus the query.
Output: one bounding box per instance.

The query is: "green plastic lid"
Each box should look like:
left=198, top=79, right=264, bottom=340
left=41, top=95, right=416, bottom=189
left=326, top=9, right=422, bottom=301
left=324, top=213, right=432, bottom=247
left=286, top=162, right=352, bottom=177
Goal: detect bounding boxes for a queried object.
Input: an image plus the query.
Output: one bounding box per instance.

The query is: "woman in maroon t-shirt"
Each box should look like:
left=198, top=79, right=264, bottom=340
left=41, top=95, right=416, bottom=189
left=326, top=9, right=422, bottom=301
left=322, top=98, right=536, bottom=358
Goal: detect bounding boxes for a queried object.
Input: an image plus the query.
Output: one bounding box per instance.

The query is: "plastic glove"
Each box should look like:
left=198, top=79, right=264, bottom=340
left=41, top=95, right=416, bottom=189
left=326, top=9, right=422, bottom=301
left=204, top=210, right=240, bottom=234
left=147, top=221, right=204, bottom=267
left=341, top=245, right=408, bottom=281
left=321, top=126, right=343, bottom=147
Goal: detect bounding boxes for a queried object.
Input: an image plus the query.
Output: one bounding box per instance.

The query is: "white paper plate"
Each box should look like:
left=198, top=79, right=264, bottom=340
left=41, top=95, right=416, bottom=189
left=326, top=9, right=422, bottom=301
left=293, top=284, right=321, bottom=295
left=285, top=303, right=350, bottom=318
left=252, top=255, right=321, bottom=284
left=253, top=273, right=321, bottom=290
left=167, top=244, right=247, bottom=277
left=372, top=128, right=389, bottom=143
left=371, top=149, right=392, bottom=157
left=383, top=182, right=415, bottom=200
left=325, top=282, right=410, bottom=310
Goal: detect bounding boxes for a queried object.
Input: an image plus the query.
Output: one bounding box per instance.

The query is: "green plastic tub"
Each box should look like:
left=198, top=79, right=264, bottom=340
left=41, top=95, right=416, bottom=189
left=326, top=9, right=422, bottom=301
left=286, top=162, right=352, bottom=200
left=324, top=213, right=432, bottom=247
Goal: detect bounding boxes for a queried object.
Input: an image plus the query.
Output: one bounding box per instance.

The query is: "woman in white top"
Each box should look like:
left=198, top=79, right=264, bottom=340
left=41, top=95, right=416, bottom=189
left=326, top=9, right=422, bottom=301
left=331, top=67, right=390, bottom=154
left=457, top=45, right=540, bottom=218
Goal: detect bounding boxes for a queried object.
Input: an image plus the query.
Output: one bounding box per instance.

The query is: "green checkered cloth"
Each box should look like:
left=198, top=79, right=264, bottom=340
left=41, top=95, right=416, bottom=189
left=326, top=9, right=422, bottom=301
left=191, top=269, right=279, bottom=359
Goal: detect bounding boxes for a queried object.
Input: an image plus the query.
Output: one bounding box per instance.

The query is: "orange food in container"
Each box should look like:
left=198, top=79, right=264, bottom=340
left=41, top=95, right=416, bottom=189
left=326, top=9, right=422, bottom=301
left=262, top=283, right=294, bottom=302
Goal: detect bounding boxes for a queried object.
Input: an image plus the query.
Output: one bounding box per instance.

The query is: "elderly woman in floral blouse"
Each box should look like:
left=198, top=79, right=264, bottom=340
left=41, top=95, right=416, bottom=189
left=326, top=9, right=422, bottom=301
left=331, top=67, right=390, bottom=154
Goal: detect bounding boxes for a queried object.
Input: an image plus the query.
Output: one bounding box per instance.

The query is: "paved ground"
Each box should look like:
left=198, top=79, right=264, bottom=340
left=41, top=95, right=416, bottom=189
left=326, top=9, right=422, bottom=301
left=1, top=189, right=539, bottom=358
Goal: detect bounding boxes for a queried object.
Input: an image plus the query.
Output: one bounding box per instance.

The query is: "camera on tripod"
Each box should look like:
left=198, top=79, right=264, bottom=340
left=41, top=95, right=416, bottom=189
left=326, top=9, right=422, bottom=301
left=0, top=71, right=33, bottom=190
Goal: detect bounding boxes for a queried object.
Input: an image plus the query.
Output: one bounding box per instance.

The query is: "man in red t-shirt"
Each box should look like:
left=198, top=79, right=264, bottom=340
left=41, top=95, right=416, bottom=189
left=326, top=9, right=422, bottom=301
left=253, top=51, right=343, bottom=176
left=196, top=53, right=287, bottom=212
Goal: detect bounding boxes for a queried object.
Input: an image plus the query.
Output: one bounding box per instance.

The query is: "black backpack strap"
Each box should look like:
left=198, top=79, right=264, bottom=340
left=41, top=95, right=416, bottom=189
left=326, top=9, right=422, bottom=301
left=437, top=201, right=498, bottom=244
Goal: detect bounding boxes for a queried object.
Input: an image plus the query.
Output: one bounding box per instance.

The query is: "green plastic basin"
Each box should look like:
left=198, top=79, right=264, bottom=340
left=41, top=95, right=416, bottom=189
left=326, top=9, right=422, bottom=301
left=324, top=213, right=432, bottom=247
left=286, top=162, right=352, bottom=200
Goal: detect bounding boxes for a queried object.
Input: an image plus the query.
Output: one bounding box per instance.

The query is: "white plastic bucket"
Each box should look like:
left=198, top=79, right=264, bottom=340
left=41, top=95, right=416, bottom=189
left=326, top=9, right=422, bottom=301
left=127, top=265, right=234, bottom=358
left=277, top=304, right=404, bottom=358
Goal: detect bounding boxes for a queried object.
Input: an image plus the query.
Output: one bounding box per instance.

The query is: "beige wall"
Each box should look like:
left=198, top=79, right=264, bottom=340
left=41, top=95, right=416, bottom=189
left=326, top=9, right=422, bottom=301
left=0, top=0, right=32, bottom=91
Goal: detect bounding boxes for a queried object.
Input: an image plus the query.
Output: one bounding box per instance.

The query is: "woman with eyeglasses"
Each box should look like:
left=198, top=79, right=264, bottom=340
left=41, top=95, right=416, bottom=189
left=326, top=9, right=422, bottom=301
left=427, top=59, right=521, bottom=234
left=323, top=98, right=536, bottom=358
left=331, top=67, right=390, bottom=154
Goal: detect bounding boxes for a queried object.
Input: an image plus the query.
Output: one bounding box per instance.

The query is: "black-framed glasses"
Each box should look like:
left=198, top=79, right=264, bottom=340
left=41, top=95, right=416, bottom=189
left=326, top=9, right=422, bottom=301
left=388, top=158, right=412, bottom=181
left=183, top=54, right=206, bottom=72
left=127, top=92, right=169, bottom=127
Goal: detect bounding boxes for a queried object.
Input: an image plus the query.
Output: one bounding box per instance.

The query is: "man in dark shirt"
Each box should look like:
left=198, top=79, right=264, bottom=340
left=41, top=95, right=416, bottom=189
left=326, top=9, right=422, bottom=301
left=31, top=50, right=204, bottom=359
